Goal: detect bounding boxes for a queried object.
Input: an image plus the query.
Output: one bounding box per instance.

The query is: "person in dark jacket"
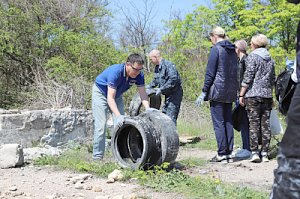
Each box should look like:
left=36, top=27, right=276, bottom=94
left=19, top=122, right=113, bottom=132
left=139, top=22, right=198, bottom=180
left=195, top=26, right=238, bottom=163
left=147, top=49, right=183, bottom=125
left=233, top=40, right=251, bottom=160
left=239, top=34, right=275, bottom=163
left=271, top=0, right=300, bottom=197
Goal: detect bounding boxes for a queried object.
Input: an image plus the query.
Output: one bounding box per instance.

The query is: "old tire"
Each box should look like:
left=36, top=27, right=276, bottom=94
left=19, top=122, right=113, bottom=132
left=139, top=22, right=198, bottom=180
left=145, top=111, right=179, bottom=164
left=128, top=88, right=161, bottom=116
left=111, top=116, right=161, bottom=169
left=111, top=110, right=179, bottom=169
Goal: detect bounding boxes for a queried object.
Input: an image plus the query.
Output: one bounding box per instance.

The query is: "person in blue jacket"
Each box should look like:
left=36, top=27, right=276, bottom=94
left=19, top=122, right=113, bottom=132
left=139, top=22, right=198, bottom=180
left=92, top=53, right=150, bottom=160
left=195, top=26, right=238, bottom=163
left=147, top=49, right=183, bottom=125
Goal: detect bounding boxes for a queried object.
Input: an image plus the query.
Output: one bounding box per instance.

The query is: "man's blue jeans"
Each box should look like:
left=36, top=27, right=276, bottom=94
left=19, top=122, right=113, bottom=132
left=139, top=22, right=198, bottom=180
left=92, top=84, right=124, bottom=159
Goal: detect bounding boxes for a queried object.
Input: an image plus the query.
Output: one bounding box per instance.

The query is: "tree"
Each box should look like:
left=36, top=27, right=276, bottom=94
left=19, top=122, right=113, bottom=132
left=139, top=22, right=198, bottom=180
left=116, top=0, right=158, bottom=71
left=159, top=6, right=218, bottom=101
left=0, top=0, right=121, bottom=109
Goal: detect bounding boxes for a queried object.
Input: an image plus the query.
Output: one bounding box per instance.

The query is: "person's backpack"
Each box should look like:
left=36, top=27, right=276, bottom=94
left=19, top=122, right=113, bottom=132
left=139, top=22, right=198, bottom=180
left=275, top=69, right=296, bottom=115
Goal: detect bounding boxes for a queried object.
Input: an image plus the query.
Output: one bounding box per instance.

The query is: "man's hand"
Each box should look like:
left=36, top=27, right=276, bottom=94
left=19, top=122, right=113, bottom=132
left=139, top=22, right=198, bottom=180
left=195, top=92, right=207, bottom=107
left=155, top=88, right=162, bottom=96
left=115, top=115, right=125, bottom=126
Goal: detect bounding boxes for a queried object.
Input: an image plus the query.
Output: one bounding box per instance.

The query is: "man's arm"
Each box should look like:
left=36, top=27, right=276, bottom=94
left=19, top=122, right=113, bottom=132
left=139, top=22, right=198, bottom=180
left=202, top=47, right=218, bottom=93
left=107, top=86, right=121, bottom=116
left=159, top=62, right=180, bottom=94
left=137, top=86, right=150, bottom=109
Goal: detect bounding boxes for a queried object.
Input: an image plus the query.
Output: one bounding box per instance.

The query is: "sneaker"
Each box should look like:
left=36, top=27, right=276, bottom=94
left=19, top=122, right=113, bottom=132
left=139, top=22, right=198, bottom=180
left=209, top=154, right=227, bottom=163
left=93, top=156, right=103, bottom=161
left=249, top=152, right=261, bottom=163
left=235, top=149, right=251, bottom=159
left=226, top=154, right=233, bottom=163
left=261, top=152, right=269, bottom=162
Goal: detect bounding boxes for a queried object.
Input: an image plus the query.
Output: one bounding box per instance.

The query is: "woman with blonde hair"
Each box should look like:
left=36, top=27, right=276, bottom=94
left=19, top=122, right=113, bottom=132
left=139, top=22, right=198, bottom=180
left=239, top=34, right=276, bottom=163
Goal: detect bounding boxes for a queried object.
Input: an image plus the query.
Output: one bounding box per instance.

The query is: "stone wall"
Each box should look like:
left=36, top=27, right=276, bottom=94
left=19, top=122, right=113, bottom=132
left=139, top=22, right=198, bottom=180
left=0, top=109, right=94, bottom=147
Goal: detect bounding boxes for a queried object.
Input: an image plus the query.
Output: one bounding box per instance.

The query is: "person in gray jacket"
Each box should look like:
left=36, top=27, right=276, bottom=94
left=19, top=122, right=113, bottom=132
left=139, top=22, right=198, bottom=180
left=147, top=49, right=183, bottom=125
left=239, top=34, right=276, bottom=163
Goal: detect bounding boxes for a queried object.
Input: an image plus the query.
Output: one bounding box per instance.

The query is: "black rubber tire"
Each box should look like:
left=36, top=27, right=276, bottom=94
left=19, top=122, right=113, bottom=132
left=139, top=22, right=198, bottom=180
left=111, top=110, right=179, bottom=170
left=111, top=117, right=161, bottom=170
left=143, top=110, right=179, bottom=164
left=128, top=88, right=161, bottom=116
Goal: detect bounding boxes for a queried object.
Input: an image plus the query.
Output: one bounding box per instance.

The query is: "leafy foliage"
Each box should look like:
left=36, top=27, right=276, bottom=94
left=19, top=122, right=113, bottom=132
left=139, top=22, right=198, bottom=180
left=159, top=0, right=300, bottom=102
left=0, top=0, right=299, bottom=110
left=0, top=0, right=121, bottom=109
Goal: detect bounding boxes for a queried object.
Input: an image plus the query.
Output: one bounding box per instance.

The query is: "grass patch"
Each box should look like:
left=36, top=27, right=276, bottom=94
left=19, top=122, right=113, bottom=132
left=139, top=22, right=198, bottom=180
left=123, top=164, right=269, bottom=199
left=33, top=147, right=269, bottom=198
left=34, top=147, right=118, bottom=177
left=177, top=102, right=218, bottom=150
left=178, top=157, right=207, bottom=168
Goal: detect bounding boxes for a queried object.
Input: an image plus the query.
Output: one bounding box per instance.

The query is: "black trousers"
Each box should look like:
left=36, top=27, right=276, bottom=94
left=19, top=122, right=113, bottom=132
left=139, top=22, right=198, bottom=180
left=270, top=84, right=300, bottom=199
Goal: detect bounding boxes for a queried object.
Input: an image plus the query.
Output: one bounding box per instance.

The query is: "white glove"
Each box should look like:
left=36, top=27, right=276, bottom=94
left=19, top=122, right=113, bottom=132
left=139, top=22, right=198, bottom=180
left=195, top=92, right=207, bottom=107
left=155, top=88, right=162, bottom=96
left=115, top=115, right=125, bottom=126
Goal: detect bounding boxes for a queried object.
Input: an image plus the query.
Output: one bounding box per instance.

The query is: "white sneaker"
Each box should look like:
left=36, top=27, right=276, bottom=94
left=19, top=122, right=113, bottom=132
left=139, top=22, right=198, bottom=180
left=226, top=154, right=233, bottom=163
left=250, top=152, right=261, bottom=163
left=209, top=154, right=227, bottom=163
left=235, top=149, right=251, bottom=159
left=261, top=152, right=269, bottom=162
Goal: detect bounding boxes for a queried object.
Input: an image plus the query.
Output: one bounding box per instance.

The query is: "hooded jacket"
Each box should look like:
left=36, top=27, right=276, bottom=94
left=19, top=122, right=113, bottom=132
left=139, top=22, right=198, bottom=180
left=202, top=40, right=238, bottom=103
left=242, top=48, right=276, bottom=98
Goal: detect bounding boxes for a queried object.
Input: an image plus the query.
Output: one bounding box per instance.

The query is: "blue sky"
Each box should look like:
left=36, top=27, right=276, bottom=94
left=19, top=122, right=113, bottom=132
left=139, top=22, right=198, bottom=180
left=108, top=0, right=208, bottom=31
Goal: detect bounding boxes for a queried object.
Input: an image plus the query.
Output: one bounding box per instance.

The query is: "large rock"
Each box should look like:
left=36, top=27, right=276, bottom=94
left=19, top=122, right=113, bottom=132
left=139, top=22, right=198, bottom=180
left=0, top=109, right=94, bottom=147
left=0, top=144, right=24, bottom=168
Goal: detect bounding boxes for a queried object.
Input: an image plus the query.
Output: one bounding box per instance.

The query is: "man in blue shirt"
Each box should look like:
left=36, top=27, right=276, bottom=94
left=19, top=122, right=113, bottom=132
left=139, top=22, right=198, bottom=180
left=92, top=53, right=150, bottom=160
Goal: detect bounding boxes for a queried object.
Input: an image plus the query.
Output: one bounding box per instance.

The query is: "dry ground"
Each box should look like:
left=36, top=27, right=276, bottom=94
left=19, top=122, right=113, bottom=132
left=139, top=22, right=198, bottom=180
left=0, top=147, right=277, bottom=199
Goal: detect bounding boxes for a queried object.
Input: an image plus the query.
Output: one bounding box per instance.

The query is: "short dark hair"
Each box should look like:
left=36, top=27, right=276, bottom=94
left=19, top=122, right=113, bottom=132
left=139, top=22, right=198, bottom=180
left=127, top=53, right=144, bottom=65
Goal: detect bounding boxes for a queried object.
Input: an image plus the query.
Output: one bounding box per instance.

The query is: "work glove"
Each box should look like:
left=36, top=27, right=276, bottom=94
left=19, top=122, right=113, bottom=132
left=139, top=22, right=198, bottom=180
left=195, top=92, right=207, bottom=107
left=146, top=107, right=157, bottom=112
left=155, top=88, right=162, bottom=96
left=115, top=115, right=125, bottom=127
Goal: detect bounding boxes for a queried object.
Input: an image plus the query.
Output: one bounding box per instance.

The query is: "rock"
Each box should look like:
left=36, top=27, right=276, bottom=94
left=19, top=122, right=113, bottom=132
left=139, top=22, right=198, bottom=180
left=84, top=185, right=93, bottom=190
left=107, top=169, right=123, bottom=183
left=70, top=174, right=92, bottom=184
left=74, top=183, right=84, bottom=189
left=0, top=144, right=24, bottom=168
left=93, top=186, right=102, bottom=192
left=128, top=193, right=138, bottom=199
left=8, top=185, right=18, bottom=191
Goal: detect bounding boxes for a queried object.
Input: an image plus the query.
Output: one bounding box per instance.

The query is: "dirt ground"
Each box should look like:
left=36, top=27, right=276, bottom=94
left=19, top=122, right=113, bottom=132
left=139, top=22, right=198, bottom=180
left=0, top=147, right=277, bottom=199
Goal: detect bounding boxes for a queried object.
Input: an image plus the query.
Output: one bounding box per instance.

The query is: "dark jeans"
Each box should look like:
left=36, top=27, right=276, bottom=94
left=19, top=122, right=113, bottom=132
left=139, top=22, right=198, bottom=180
left=240, top=106, right=250, bottom=151
left=235, top=101, right=250, bottom=151
left=162, top=87, right=183, bottom=125
left=271, top=84, right=300, bottom=199
left=210, top=101, right=234, bottom=156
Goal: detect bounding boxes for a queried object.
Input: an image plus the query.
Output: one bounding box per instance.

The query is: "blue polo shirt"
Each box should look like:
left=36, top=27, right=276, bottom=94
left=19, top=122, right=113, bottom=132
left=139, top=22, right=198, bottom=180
left=95, top=63, right=145, bottom=98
